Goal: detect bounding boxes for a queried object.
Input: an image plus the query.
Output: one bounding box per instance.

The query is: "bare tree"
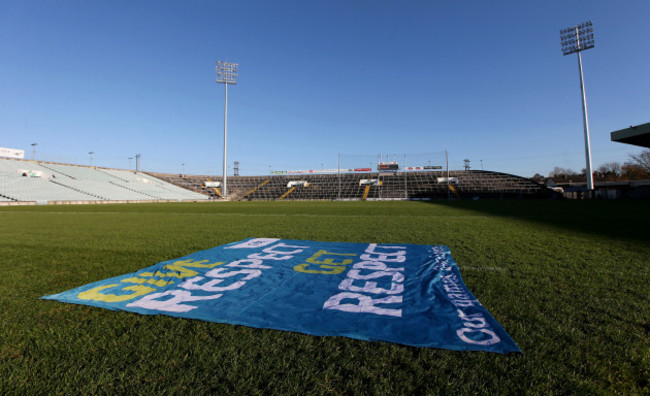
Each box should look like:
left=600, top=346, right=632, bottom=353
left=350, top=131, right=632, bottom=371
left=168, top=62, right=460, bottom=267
left=548, top=167, right=580, bottom=182
left=626, top=150, right=650, bottom=173
left=622, top=163, right=649, bottom=180
left=607, top=162, right=622, bottom=176
left=530, top=173, right=545, bottom=183
left=596, top=162, right=622, bottom=181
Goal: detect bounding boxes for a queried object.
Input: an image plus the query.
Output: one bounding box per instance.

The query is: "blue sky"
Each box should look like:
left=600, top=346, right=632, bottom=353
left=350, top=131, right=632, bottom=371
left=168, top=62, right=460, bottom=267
left=1, top=0, right=648, bottom=177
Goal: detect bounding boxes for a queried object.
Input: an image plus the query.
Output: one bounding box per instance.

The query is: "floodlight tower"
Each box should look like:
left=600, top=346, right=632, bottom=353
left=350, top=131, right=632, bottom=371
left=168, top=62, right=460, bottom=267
left=216, top=60, right=238, bottom=198
left=560, top=21, right=595, bottom=190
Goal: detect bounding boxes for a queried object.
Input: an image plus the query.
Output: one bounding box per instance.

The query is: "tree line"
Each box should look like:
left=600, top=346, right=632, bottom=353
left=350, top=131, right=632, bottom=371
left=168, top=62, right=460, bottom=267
left=531, top=150, right=650, bottom=183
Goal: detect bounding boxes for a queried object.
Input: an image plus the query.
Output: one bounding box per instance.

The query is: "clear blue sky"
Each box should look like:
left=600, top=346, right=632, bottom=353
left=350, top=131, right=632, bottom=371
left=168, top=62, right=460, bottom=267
left=1, top=0, right=648, bottom=177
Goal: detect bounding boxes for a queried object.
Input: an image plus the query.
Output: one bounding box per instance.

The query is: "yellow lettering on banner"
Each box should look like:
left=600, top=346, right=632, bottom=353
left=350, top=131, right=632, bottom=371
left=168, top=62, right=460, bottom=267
left=294, top=263, right=347, bottom=275
left=140, top=259, right=225, bottom=279
left=294, top=250, right=356, bottom=274
left=120, top=277, right=175, bottom=287
left=78, top=284, right=156, bottom=302
left=306, top=250, right=355, bottom=266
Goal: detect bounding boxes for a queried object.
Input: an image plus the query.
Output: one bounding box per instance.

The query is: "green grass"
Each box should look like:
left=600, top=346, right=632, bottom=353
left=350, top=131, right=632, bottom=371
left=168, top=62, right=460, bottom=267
left=0, top=200, right=648, bottom=395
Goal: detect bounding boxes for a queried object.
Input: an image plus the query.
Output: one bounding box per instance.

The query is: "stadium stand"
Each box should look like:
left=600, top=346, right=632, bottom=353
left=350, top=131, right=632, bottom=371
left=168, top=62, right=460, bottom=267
left=0, top=158, right=208, bottom=204
left=152, top=174, right=223, bottom=199
left=149, top=170, right=553, bottom=201
left=0, top=157, right=552, bottom=205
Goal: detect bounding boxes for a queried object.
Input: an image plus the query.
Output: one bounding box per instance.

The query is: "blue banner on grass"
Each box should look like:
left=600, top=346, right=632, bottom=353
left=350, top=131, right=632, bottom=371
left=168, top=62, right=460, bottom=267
left=42, top=238, right=520, bottom=353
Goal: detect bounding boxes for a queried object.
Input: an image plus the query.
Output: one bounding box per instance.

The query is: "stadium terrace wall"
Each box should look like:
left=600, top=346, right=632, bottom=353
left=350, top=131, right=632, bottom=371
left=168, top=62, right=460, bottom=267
left=149, top=170, right=555, bottom=201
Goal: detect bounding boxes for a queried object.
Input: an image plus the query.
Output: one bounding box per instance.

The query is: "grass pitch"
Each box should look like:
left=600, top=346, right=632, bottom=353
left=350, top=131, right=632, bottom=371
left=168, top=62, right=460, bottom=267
left=1, top=200, right=648, bottom=394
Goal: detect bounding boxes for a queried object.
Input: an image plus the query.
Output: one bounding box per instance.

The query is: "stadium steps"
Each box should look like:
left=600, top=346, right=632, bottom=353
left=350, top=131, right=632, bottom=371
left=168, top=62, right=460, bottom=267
left=135, top=177, right=193, bottom=196
left=259, top=178, right=287, bottom=200
left=168, top=174, right=206, bottom=197
left=49, top=179, right=107, bottom=200
left=96, top=168, right=131, bottom=183
left=449, top=184, right=460, bottom=198
left=378, top=174, right=408, bottom=199
left=199, top=178, right=222, bottom=198
left=278, top=187, right=296, bottom=200
left=362, top=185, right=370, bottom=200
left=148, top=173, right=216, bottom=198
left=238, top=179, right=271, bottom=200
left=38, top=163, right=76, bottom=179
left=108, top=181, right=161, bottom=199
left=111, top=172, right=207, bottom=200
left=0, top=192, right=18, bottom=201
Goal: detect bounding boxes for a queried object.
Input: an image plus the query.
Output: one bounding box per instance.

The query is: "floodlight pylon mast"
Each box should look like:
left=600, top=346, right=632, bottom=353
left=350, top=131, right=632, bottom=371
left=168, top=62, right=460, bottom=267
left=216, top=61, right=238, bottom=198
left=561, top=21, right=595, bottom=191
left=577, top=48, right=593, bottom=190
left=224, top=81, right=228, bottom=196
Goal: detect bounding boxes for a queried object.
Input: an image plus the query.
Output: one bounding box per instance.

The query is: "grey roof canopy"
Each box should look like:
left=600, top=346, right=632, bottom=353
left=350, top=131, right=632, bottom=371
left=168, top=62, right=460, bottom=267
left=611, top=123, right=650, bottom=148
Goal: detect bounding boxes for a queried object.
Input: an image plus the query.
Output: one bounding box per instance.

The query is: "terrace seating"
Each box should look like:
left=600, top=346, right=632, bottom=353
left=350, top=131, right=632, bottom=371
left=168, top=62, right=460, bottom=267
left=0, top=158, right=208, bottom=204
left=149, top=173, right=221, bottom=199
left=1, top=156, right=552, bottom=205
left=143, top=169, right=554, bottom=201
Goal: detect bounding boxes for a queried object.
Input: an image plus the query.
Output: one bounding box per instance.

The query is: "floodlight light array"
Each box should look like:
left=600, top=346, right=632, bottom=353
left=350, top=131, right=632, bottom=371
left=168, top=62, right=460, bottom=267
left=216, top=61, right=238, bottom=84
left=560, top=21, right=594, bottom=56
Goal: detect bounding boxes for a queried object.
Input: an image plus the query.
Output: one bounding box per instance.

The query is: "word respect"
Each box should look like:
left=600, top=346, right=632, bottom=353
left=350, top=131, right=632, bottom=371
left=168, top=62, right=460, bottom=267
left=127, top=242, right=309, bottom=313
left=323, top=243, right=406, bottom=318
left=78, top=242, right=308, bottom=313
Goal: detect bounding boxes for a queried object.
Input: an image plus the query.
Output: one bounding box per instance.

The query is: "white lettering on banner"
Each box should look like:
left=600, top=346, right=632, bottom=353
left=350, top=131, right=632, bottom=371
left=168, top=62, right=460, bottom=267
left=127, top=290, right=223, bottom=313
left=322, top=292, right=403, bottom=317
left=262, top=243, right=309, bottom=256
left=224, top=259, right=271, bottom=269
left=181, top=276, right=247, bottom=292
left=457, top=310, right=488, bottom=328
left=441, top=273, right=475, bottom=307
left=360, top=244, right=406, bottom=262
left=347, top=269, right=405, bottom=283
left=246, top=243, right=308, bottom=261
left=205, top=267, right=261, bottom=280
left=341, top=270, right=405, bottom=295
left=429, top=246, right=502, bottom=346
left=457, top=327, right=500, bottom=346
left=128, top=242, right=308, bottom=313
left=225, top=238, right=280, bottom=249
left=353, top=260, right=403, bottom=272
left=455, top=310, right=499, bottom=344
left=339, top=277, right=404, bottom=295
left=248, top=252, right=292, bottom=261
left=323, top=244, right=406, bottom=317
